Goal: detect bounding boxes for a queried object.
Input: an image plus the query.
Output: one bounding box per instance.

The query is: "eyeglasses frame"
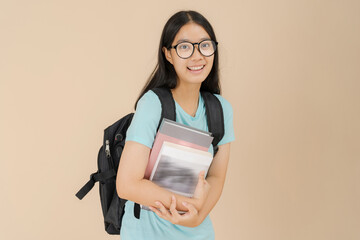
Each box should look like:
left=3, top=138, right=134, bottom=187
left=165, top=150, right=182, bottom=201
left=168, top=39, right=218, bottom=59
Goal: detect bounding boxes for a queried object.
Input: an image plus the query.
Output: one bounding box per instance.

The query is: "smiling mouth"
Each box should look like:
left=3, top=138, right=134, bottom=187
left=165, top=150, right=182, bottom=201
left=187, top=65, right=205, bottom=71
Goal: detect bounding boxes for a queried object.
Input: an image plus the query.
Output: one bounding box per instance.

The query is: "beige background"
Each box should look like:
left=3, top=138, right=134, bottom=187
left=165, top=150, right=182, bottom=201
left=1, top=0, right=359, bottom=239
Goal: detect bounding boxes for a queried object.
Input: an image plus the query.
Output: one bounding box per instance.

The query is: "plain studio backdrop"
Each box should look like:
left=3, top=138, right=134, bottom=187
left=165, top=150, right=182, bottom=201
left=1, top=0, right=359, bottom=239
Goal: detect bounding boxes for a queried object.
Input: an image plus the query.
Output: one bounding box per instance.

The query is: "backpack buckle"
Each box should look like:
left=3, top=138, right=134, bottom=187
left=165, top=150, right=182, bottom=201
left=90, top=172, right=98, bottom=182
left=75, top=171, right=98, bottom=200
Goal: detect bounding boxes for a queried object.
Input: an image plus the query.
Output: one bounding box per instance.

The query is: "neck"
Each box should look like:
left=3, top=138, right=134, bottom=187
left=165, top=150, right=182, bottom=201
left=171, top=82, right=201, bottom=102
left=171, top=82, right=201, bottom=117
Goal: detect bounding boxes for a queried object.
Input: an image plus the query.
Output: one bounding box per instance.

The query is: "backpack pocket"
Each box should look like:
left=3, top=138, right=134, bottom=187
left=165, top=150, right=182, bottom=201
left=104, top=191, right=127, bottom=234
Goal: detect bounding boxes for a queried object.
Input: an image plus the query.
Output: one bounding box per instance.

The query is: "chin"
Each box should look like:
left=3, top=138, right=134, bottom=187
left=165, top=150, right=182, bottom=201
left=177, top=69, right=211, bottom=85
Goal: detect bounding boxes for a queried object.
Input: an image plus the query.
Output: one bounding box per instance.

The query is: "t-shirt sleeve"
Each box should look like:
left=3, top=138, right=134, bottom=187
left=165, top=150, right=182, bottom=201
left=215, top=94, right=235, bottom=146
left=125, top=90, right=161, bottom=149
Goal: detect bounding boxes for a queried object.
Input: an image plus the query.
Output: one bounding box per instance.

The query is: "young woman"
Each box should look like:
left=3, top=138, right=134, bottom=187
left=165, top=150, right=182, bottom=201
left=116, top=10, right=235, bottom=240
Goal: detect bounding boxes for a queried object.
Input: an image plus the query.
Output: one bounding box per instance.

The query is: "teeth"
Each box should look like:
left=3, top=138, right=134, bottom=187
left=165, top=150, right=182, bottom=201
left=188, top=65, right=204, bottom=70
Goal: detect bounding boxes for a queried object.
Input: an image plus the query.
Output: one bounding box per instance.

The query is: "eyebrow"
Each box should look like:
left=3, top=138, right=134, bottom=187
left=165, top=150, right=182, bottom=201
left=175, top=37, right=211, bottom=44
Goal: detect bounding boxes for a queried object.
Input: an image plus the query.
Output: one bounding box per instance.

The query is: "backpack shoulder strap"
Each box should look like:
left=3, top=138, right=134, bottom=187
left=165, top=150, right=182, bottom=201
left=151, top=87, right=176, bottom=130
left=201, top=91, right=225, bottom=153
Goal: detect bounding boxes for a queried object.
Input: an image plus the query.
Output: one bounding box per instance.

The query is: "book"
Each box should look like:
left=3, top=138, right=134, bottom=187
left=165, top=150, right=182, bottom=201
left=144, top=118, right=214, bottom=179
left=141, top=118, right=214, bottom=211
left=150, top=141, right=213, bottom=197
left=141, top=141, right=213, bottom=211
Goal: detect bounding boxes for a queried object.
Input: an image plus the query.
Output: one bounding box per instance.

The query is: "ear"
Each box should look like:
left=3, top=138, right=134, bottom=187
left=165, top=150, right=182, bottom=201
left=162, top=47, right=174, bottom=65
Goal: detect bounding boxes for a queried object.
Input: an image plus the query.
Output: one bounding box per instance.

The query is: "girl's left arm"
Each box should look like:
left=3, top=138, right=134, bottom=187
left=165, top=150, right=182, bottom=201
left=196, top=142, right=231, bottom=224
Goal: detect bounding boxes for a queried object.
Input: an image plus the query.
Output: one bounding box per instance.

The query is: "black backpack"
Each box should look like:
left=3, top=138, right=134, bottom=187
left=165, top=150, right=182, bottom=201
left=75, top=87, right=225, bottom=235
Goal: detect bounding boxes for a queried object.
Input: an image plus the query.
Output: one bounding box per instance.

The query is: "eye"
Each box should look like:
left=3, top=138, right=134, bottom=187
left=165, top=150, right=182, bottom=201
left=178, top=44, right=190, bottom=50
left=201, top=42, right=210, bottom=49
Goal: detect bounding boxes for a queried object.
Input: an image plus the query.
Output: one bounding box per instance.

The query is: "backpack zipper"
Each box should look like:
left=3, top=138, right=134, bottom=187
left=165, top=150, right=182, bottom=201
left=105, top=140, right=111, bottom=158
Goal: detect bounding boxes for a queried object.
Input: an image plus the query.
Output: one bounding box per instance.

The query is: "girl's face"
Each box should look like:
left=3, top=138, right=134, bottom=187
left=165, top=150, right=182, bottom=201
left=163, top=22, right=214, bottom=87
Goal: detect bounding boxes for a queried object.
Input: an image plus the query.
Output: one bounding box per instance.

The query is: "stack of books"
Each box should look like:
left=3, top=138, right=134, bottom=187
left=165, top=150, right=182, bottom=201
left=141, top=118, right=214, bottom=210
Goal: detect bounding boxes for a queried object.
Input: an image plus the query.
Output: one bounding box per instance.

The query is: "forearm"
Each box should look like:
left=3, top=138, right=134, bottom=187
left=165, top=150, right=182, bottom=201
left=117, top=178, right=197, bottom=212
left=117, top=141, right=198, bottom=212
left=197, top=175, right=224, bottom=223
left=196, top=143, right=231, bottom=223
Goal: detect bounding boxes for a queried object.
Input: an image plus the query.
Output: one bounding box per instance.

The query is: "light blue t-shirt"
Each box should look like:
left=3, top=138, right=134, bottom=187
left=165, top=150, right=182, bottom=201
left=120, top=90, right=235, bottom=240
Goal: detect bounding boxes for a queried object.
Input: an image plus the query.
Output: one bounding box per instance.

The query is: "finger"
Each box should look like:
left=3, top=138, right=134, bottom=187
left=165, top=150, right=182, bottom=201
left=149, top=206, right=163, bottom=217
left=169, top=195, right=181, bottom=218
left=182, top=201, right=198, bottom=216
left=199, top=171, right=205, bottom=181
left=169, top=195, right=176, bottom=212
left=155, top=201, right=170, bottom=219
left=198, top=171, right=207, bottom=187
left=195, top=172, right=205, bottom=189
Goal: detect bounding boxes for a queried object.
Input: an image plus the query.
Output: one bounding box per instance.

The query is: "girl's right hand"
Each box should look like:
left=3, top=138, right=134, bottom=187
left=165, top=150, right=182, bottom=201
left=192, top=171, right=211, bottom=211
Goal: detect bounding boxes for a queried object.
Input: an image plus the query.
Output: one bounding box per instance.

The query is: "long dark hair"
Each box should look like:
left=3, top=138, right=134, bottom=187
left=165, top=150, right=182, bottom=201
left=134, top=10, right=220, bottom=109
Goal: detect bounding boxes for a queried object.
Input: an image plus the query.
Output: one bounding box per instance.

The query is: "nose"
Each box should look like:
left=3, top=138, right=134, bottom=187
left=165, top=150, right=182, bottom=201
left=190, top=44, right=203, bottom=60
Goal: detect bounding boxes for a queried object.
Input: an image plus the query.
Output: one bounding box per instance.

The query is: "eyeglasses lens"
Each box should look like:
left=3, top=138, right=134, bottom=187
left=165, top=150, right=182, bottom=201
left=176, top=40, right=216, bottom=59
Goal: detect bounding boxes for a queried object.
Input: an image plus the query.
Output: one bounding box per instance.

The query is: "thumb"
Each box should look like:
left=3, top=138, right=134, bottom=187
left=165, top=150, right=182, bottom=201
left=199, top=170, right=205, bottom=180
left=194, top=171, right=205, bottom=191
left=197, top=171, right=205, bottom=185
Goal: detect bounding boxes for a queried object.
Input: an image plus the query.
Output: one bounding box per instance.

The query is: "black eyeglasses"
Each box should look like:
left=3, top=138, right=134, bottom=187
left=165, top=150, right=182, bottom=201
left=169, top=39, right=218, bottom=59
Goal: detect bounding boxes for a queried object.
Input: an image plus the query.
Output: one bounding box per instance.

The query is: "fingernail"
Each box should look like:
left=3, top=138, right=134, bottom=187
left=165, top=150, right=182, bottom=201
left=172, top=195, right=176, bottom=201
left=155, top=201, right=160, bottom=206
left=182, top=201, right=187, bottom=206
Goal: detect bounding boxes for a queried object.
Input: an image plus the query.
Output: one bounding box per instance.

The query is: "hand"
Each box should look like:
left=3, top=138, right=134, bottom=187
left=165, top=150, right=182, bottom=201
left=149, top=195, right=201, bottom=228
left=192, top=171, right=211, bottom=210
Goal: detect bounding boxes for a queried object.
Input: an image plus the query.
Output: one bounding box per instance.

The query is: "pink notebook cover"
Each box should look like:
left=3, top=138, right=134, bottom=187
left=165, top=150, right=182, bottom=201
left=144, top=132, right=209, bottom=179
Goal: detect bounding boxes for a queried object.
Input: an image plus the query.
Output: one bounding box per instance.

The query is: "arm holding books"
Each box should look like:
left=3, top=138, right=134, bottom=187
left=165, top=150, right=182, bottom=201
left=149, top=170, right=211, bottom=227
left=149, top=142, right=231, bottom=227
left=116, top=141, right=209, bottom=213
